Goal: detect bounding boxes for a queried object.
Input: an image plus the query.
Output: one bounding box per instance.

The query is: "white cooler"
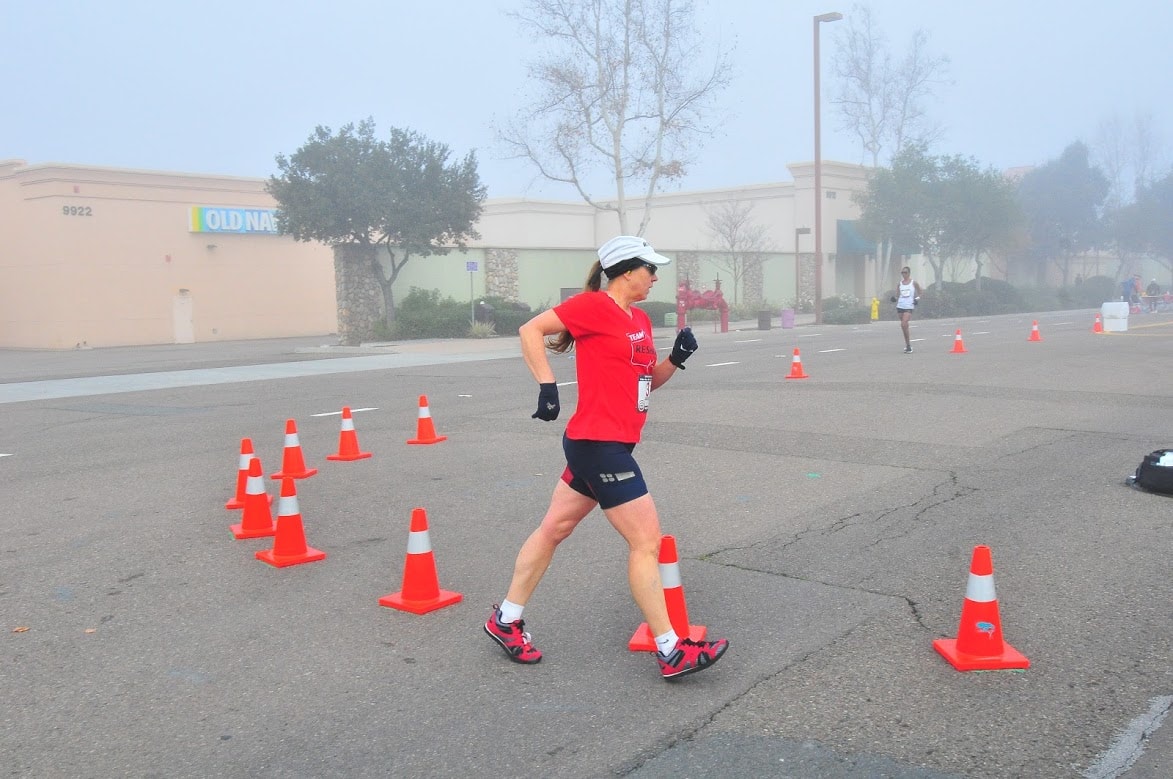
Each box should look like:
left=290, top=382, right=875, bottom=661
left=1101, top=301, right=1129, bottom=332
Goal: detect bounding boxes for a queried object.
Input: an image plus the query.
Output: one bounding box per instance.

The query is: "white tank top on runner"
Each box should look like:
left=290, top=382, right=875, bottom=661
left=897, top=279, right=916, bottom=310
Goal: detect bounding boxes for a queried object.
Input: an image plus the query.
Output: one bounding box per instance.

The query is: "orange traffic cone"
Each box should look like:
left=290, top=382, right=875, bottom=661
left=1092, top=312, right=1103, bottom=333
left=406, top=395, right=447, bottom=445
left=784, top=347, right=809, bottom=379
left=326, top=406, right=372, bottom=461
left=933, top=545, right=1030, bottom=671
left=270, top=419, right=318, bottom=480
left=1028, top=321, right=1042, bottom=342
left=629, top=535, right=707, bottom=651
left=230, top=458, right=276, bottom=539
left=256, top=478, right=326, bottom=567
left=950, top=329, right=968, bottom=353
left=225, top=437, right=257, bottom=510
left=379, top=507, right=462, bottom=614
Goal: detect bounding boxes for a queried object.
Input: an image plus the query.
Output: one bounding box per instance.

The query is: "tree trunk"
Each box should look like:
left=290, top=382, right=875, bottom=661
left=333, top=243, right=381, bottom=346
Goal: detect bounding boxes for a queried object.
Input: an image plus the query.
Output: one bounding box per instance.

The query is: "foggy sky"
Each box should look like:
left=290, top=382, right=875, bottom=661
left=1, top=0, right=1169, bottom=199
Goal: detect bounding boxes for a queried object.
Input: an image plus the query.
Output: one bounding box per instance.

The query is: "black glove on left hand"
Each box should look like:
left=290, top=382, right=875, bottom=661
left=669, top=326, right=698, bottom=369
left=532, top=382, right=560, bottom=421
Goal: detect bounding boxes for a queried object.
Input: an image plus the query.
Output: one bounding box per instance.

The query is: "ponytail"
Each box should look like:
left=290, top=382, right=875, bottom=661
left=546, top=261, right=606, bottom=354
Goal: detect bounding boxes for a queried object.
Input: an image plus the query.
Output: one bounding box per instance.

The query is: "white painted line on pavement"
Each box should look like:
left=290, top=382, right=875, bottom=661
left=1083, top=695, right=1173, bottom=779
left=734, top=339, right=762, bottom=344
left=706, top=362, right=739, bottom=367
left=312, top=407, right=379, bottom=417
left=0, top=453, right=13, bottom=458
left=818, top=348, right=845, bottom=353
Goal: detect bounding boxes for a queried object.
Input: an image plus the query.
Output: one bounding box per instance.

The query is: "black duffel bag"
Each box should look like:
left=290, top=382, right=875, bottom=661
left=1131, top=449, right=1173, bottom=495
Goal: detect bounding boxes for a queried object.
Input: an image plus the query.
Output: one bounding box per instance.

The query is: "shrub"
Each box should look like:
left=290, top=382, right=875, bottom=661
left=467, top=320, right=497, bottom=338
left=477, top=295, right=534, bottom=335
left=635, top=300, right=677, bottom=326
left=821, top=295, right=871, bottom=324
left=394, top=287, right=470, bottom=338
left=1063, top=275, right=1118, bottom=307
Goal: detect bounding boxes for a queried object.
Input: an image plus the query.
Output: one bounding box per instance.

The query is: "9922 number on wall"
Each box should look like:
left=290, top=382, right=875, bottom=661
left=62, top=206, right=93, bottom=216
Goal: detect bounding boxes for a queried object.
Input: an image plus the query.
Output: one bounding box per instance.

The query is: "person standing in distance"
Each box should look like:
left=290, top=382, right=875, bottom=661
left=483, top=235, right=729, bottom=680
left=892, top=266, right=923, bottom=353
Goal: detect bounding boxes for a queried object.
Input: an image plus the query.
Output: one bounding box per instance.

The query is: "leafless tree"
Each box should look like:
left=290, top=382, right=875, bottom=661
left=831, top=4, right=949, bottom=168
left=1093, top=111, right=1166, bottom=210
left=1093, top=114, right=1130, bottom=212
left=830, top=4, right=948, bottom=291
left=704, top=200, right=771, bottom=306
left=499, top=0, right=732, bottom=235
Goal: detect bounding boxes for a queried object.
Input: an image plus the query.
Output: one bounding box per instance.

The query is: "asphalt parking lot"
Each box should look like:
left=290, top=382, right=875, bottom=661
left=2, top=309, right=1171, bottom=778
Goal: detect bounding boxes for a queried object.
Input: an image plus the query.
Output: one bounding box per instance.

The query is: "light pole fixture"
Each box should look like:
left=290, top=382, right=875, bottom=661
left=794, top=227, right=810, bottom=309
left=813, top=10, right=842, bottom=325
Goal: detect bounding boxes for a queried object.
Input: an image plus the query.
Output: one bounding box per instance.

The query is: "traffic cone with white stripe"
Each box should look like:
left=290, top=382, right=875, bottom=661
left=406, top=395, right=447, bottom=445
left=1092, top=312, right=1103, bottom=333
left=379, top=507, right=462, bottom=614
left=628, top=535, right=707, bottom=651
left=230, top=458, right=277, bottom=539
left=256, top=477, right=326, bottom=567
left=784, top=347, right=809, bottom=380
left=225, top=437, right=258, bottom=510
left=1027, top=321, right=1042, bottom=342
left=950, top=329, right=968, bottom=353
left=270, top=419, right=318, bottom=480
left=326, top=406, right=372, bottom=461
left=933, top=545, right=1030, bottom=671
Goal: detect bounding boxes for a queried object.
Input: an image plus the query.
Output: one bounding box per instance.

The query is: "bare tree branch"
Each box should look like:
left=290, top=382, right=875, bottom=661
left=498, top=0, right=732, bottom=234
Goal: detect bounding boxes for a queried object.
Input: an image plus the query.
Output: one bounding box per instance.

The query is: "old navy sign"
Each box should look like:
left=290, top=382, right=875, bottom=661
left=189, top=207, right=278, bottom=234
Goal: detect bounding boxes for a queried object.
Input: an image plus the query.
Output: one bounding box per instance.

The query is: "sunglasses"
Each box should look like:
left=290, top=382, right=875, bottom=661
left=641, top=261, right=658, bottom=275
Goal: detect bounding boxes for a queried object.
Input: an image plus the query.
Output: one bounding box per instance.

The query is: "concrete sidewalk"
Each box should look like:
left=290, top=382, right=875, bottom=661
left=0, top=313, right=816, bottom=385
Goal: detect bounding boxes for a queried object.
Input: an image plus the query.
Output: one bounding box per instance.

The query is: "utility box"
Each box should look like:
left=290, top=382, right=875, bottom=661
left=758, top=311, right=772, bottom=330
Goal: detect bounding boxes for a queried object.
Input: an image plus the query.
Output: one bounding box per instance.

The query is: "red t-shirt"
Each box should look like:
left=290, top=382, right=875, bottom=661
left=554, top=291, right=658, bottom=444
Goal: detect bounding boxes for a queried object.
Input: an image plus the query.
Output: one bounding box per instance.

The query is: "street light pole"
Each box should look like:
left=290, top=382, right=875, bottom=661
left=813, top=10, right=842, bottom=326
left=794, top=226, right=810, bottom=309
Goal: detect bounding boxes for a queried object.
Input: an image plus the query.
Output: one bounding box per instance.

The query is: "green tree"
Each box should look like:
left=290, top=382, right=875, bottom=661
left=1114, top=169, right=1173, bottom=284
left=269, top=120, right=485, bottom=344
left=855, top=143, right=1020, bottom=289
left=936, top=157, right=1023, bottom=289
left=500, top=0, right=731, bottom=235
left=1015, top=142, right=1109, bottom=286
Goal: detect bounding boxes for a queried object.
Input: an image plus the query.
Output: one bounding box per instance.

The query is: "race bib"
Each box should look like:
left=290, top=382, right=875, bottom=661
left=636, top=374, right=652, bottom=413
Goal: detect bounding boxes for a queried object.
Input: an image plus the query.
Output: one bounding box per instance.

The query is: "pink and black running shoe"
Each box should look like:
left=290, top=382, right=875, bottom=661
left=658, top=636, right=729, bottom=679
left=484, top=605, right=542, bottom=664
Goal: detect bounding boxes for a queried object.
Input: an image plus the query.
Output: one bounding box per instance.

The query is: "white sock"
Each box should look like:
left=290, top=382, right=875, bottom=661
left=498, top=599, right=524, bottom=624
left=655, top=629, right=680, bottom=657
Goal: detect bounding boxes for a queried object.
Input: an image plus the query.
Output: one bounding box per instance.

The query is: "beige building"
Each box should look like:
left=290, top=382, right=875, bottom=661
left=0, top=158, right=872, bottom=349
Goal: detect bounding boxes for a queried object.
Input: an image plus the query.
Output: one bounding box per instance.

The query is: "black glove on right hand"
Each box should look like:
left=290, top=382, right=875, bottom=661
left=532, top=382, right=560, bottom=421
left=890, top=295, right=897, bottom=303
left=669, top=326, right=698, bottom=369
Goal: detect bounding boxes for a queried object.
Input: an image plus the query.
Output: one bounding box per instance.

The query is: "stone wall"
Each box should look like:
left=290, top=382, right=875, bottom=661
left=485, top=248, right=519, bottom=300
left=742, top=255, right=764, bottom=307
left=334, top=244, right=383, bottom=345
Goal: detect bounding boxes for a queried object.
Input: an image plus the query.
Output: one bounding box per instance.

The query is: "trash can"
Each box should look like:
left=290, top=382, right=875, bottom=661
left=1101, top=301, right=1128, bottom=332
left=664, top=312, right=677, bottom=328
left=780, top=308, right=796, bottom=329
left=757, top=311, right=772, bottom=330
